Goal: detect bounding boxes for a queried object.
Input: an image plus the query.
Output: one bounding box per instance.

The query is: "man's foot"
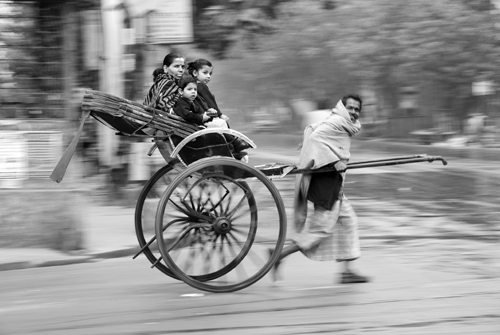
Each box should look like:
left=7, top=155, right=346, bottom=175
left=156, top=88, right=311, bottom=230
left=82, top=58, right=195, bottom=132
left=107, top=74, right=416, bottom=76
left=268, top=248, right=281, bottom=282
left=340, top=271, right=370, bottom=284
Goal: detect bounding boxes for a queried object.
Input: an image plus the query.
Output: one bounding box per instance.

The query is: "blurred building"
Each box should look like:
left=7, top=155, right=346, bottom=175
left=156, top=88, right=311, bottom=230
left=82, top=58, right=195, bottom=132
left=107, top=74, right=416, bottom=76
left=0, top=0, right=195, bottom=182
left=0, top=0, right=100, bottom=184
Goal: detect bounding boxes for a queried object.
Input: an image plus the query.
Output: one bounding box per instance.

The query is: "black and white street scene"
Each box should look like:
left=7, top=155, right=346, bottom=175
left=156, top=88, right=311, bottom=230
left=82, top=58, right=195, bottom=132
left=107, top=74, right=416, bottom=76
left=1, top=1, right=499, bottom=334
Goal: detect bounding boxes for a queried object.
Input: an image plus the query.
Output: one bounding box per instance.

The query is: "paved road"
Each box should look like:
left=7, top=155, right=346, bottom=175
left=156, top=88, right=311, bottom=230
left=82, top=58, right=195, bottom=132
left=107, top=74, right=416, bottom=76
left=1, top=244, right=498, bottom=334
left=1, top=136, right=500, bottom=334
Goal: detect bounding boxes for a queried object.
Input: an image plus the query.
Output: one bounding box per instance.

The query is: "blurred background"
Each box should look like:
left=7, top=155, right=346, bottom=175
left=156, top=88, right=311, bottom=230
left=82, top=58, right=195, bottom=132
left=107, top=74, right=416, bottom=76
left=1, top=0, right=500, bottom=250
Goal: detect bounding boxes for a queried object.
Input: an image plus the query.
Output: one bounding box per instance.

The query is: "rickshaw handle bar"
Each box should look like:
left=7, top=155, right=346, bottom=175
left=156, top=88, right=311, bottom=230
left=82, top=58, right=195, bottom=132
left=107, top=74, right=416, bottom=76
left=347, top=154, right=436, bottom=166
left=290, top=155, right=447, bottom=175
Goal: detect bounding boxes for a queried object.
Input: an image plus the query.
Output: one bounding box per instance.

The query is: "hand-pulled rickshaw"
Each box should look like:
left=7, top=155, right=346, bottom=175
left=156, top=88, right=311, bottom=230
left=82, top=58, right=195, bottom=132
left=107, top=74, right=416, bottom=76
left=51, top=90, right=447, bottom=293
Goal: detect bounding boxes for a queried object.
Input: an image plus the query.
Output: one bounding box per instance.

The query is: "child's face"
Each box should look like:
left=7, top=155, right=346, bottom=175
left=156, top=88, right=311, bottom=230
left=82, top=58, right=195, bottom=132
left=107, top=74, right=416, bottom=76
left=182, top=82, right=198, bottom=101
left=193, top=65, right=213, bottom=85
left=164, top=58, right=185, bottom=80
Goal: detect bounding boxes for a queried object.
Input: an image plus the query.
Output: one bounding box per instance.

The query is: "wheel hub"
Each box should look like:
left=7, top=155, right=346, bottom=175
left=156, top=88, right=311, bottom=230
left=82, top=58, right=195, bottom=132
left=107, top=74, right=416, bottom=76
left=212, top=217, right=232, bottom=234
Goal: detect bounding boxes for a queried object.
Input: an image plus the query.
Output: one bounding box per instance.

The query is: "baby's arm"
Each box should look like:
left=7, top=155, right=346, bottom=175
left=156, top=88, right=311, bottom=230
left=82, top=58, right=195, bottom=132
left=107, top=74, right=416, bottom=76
left=202, top=113, right=211, bottom=122
left=206, top=108, right=219, bottom=118
left=206, top=108, right=230, bottom=122
left=174, top=101, right=209, bottom=125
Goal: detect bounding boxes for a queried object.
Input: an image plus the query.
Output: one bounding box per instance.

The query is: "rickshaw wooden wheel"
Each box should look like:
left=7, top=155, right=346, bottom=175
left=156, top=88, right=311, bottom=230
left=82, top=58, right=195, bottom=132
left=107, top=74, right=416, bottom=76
left=155, top=157, right=287, bottom=293
left=134, top=160, right=180, bottom=279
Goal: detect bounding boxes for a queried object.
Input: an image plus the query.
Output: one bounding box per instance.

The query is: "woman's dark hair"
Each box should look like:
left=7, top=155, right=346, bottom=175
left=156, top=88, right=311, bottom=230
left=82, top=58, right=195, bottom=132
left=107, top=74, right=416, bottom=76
left=178, top=76, right=197, bottom=90
left=341, top=94, right=363, bottom=111
left=187, top=58, right=213, bottom=76
left=152, top=68, right=164, bottom=81
left=163, top=53, right=184, bottom=67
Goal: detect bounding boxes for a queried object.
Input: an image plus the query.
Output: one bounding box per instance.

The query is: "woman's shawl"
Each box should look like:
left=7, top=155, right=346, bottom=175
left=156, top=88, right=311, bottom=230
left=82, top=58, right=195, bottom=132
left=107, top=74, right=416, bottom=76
left=143, top=72, right=181, bottom=113
left=294, top=100, right=361, bottom=232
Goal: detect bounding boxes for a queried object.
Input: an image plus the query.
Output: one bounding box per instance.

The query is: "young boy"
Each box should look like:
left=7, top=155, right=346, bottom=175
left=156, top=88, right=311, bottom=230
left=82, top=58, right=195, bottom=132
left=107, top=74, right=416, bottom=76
left=173, top=76, right=249, bottom=162
left=173, top=76, right=211, bottom=125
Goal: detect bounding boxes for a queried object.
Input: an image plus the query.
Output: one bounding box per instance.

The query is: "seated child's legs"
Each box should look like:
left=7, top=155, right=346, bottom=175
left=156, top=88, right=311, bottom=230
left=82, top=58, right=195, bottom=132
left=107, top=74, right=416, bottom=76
left=200, top=118, right=250, bottom=160
left=204, top=118, right=250, bottom=152
left=205, top=118, right=229, bottom=129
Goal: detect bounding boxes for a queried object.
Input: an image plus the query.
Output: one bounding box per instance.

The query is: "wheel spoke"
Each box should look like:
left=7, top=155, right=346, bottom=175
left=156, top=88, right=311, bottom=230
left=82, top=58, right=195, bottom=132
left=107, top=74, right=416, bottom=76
left=166, top=226, right=195, bottom=251
left=198, top=231, right=218, bottom=266
left=176, top=228, right=206, bottom=274
left=218, top=235, right=228, bottom=269
left=203, top=233, right=221, bottom=274
left=226, top=193, right=250, bottom=219
left=241, top=244, right=267, bottom=270
left=222, top=233, right=248, bottom=281
left=168, top=196, right=211, bottom=222
left=228, top=207, right=253, bottom=222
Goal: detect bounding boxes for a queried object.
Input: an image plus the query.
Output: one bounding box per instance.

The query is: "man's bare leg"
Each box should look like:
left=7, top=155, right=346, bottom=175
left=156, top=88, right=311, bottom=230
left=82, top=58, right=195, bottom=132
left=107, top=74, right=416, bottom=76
left=268, top=243, right=300, bottom=282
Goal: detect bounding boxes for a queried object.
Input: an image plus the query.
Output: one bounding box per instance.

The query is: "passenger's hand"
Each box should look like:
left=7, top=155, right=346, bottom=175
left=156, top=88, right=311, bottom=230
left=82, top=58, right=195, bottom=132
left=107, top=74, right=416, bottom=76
left=334, top=161, right=347, bottom=172
left=202, top=113, right=211, bottom=122
left=206, top=108, right=218, bottom=117
left=221, top=114, right=230, bottom=121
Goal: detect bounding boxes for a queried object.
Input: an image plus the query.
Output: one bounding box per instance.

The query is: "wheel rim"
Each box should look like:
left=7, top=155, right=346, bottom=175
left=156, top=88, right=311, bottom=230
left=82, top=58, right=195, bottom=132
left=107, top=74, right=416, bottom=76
left=134, top=161, right=180, bottom=279
left=156, top=157, right=287, bottom=293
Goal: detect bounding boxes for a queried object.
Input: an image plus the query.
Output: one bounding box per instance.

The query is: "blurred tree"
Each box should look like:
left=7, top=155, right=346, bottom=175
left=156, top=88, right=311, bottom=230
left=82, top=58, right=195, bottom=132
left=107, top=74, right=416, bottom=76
left=0, top=0, right=97, bottom=118
left=462, top=0, right=494, bottom=11
left=193, top=0, right=295, bottom=58
left=332, top=0, right=500, bottom=116
left=0, top=1, right=42, bottom=117
left=232, top=0, right=500, bottom=119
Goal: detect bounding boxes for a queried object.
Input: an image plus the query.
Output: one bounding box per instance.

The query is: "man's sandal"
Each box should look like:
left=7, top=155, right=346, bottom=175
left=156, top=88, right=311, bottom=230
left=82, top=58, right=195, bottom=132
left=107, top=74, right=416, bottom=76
left=340, top=271, right=370, bottom=284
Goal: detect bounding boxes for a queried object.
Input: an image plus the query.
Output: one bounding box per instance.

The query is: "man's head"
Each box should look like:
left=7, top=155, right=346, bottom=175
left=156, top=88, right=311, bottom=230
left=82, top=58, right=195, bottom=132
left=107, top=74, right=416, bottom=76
left=341, top=94, right=362, bottom=123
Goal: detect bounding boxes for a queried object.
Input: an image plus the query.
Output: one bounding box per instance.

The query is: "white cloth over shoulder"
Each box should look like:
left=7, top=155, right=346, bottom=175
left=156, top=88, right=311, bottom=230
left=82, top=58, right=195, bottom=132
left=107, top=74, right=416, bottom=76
left=294, top=100, right=361, bottom=232
left=298, top=100, right=361, bottom=171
